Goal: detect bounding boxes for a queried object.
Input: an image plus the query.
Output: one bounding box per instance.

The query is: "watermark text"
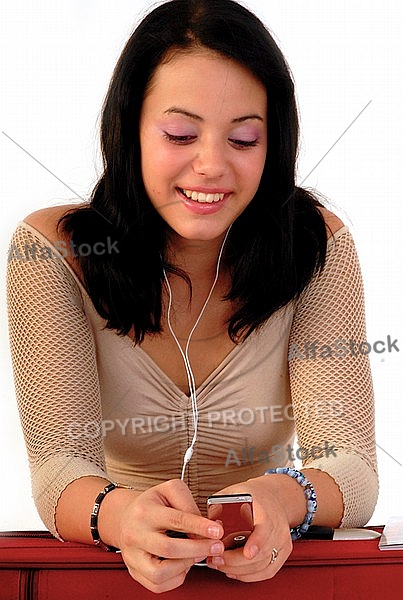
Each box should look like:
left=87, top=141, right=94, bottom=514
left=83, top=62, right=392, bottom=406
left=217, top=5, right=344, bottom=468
left=8, top=238, right=119, bottom=263
left=289, top=337, right=399, bottom=360
left=225, top=441, right=337, bottom=467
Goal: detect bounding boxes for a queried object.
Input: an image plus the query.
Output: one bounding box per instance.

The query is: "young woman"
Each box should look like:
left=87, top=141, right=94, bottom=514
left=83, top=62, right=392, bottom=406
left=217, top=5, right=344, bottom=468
left=7, top=0, right=378, bottom=593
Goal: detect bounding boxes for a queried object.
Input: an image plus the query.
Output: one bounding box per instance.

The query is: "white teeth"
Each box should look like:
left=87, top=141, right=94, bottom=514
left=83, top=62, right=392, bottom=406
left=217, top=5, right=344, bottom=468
left=182, top=189, right=225, bottom=203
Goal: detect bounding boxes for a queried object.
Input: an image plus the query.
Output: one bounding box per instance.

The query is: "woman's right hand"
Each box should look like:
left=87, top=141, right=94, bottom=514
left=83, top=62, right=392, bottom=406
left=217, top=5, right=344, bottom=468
left=116, top=479, right=225, bottom=593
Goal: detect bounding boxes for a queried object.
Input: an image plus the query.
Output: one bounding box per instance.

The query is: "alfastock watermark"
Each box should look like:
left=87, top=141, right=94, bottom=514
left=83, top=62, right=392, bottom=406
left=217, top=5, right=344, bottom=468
left=7, top=238, right=119, bottom=263
left=288, top=337, right=399, bottom=361
left=225, top=441, right=338, bottom=468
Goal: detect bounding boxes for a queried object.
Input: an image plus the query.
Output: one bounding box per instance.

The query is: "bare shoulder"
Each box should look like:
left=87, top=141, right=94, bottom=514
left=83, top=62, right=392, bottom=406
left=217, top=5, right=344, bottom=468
left=23, top=203, right=85, bottom=244
left=317, top=206, right=345, bottom=238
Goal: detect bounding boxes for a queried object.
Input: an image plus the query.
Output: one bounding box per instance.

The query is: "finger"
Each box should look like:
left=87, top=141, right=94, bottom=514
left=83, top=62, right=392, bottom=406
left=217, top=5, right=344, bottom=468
left=126, top=556, right=194, bottom=594
left=206, top=546, right=251, bottom=570
left=242, top=519, right=289, bottom=560
left=205, top=527, right=262, bottom=568
left=155, top=479, right=202, bottom=515
left=148, top=504, right=223, bottom=541
left=209, top=538, right=291, bottom=579
left=225, top=546, right=287, bottom=582
left=208, top=552, right=283, bottom=579
left=226, top=561, right=283, bottom=583
left=213, top=554, right=274, bottom=577
left=141, top=527, right=224, bottom=559
left=125, top=548, right=194, bottom=580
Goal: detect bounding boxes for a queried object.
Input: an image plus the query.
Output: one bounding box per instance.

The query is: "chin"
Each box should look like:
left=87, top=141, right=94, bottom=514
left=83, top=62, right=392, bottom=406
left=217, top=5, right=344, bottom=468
left=171, top=226, right=230, bottom=244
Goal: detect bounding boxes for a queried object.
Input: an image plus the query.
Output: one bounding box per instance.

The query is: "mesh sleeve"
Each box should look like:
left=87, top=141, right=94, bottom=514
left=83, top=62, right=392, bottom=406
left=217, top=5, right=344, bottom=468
left=6, top=224, right=111, bottom=538
left=289, top=227, right=378, bottom=526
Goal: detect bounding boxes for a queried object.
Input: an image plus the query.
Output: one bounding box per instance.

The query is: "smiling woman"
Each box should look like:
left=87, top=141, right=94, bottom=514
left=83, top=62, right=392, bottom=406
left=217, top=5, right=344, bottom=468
left=139, top=49, right=267, bottom=240
left=6, top=0, right=378, bottom=594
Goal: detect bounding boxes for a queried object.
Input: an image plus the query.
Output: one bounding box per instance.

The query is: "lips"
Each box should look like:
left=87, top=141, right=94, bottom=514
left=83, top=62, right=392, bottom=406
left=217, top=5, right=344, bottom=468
left=180, top=188, right=225, bottom=203
left=176, top=187, right=228, bottom=215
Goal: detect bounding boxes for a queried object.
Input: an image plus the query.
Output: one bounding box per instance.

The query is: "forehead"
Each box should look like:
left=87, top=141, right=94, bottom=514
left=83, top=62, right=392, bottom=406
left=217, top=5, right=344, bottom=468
left=143, top=48, right=267, bottom=118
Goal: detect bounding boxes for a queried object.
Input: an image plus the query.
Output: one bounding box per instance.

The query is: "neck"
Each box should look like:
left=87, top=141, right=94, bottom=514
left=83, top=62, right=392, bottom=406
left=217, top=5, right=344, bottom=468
left=164, top=230, right=231, bottom=281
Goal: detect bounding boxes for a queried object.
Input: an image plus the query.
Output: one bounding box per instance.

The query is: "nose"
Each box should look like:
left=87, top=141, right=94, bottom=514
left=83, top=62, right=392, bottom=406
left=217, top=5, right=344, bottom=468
left=192, top=135, right=227, bottom=178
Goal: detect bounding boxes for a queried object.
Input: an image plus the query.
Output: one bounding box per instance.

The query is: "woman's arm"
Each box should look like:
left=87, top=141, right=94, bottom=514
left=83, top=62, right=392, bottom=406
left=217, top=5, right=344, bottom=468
left=208, top=212, right=377, bottom=581
left=7, top=221, right=224, bottom=593
left=248, top=467, right=343, bottom=530
left=289, top=216, right=378, bottom=526
left=56, top=475, right=225, bottom=593
left=207, top=465, right=343, bottom=581
left=7, top=222, right=112, bottom=537
left=55, top=476, right=136, bottom=545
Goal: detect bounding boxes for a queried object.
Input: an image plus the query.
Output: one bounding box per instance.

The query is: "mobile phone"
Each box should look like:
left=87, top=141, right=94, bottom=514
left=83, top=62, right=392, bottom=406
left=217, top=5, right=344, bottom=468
left=207, top=493, right=254, bottom=550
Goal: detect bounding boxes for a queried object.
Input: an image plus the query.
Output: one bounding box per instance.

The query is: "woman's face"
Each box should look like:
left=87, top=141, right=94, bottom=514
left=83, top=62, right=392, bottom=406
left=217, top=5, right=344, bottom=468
left=139, top=48, right=267, bottom=245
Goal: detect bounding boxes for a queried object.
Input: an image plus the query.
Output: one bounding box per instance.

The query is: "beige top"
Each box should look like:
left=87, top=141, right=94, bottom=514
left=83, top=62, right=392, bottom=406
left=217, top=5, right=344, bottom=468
left=7, top=222, right=378, bottom=538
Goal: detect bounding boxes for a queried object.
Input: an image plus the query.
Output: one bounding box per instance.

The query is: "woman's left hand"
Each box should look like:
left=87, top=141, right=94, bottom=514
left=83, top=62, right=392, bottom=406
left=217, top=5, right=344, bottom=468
left=206, top=477, right=293, bottom=581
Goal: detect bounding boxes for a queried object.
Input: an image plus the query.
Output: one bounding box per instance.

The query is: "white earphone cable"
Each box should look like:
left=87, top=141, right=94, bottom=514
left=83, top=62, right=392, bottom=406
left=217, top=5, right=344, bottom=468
left=163, top=226, right=232, bottom=480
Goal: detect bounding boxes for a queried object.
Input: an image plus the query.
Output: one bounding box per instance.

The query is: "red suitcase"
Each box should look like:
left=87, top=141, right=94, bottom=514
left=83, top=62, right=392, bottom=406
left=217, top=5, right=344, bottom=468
left=1, top=528, right=402, bottom=600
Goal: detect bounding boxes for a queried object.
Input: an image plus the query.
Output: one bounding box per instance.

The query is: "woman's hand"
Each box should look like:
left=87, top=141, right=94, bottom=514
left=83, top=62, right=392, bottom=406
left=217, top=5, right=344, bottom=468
left=116, top=479, right=225, bottom=593
left=206, top=477, right=293, bottom=582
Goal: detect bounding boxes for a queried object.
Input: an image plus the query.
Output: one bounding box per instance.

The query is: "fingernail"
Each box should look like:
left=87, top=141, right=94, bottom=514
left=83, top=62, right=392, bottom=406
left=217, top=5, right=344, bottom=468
left=212, top=556, right=225, bottom=566
left=207, top=525, right=221, bottom=538
left=210, top=541, right=224, bottom=555
left=248, top=544, right=259, bottom=559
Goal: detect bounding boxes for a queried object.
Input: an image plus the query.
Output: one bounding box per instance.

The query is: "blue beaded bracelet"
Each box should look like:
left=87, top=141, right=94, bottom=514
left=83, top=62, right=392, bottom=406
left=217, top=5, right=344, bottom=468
left=265, top=467, right=317, bottom=540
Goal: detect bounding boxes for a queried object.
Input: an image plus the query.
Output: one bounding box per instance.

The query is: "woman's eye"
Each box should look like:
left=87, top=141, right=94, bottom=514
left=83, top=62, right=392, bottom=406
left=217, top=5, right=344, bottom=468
left=163, top=132, right=196, bottom=144
left=229, top=138, right=259, bottom=149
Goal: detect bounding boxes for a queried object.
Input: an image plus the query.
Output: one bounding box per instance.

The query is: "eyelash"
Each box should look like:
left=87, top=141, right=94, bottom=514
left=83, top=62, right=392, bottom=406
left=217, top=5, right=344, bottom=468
left=163, top=133, right=196, bottom=144
left=163, top=132, right=259, bottom=149
left=229, top=138, right=259, bottom=149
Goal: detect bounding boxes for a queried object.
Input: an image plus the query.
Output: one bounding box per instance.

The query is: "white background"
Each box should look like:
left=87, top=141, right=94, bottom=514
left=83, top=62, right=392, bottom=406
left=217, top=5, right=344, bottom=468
left=1, top=0, right=402, bottom=530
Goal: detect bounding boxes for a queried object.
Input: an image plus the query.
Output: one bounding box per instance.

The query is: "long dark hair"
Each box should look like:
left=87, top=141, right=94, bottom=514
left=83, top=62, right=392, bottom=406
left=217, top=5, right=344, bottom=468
left=59, top=0, right=328, bottom=343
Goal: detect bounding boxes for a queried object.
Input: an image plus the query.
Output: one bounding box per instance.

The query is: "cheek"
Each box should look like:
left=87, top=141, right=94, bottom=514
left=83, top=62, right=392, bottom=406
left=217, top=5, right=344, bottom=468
left=142, top=140, right=187, bottom=182
left=141, top=143, right=187, bottom=206
left=236, top=152, right=266, bottom=192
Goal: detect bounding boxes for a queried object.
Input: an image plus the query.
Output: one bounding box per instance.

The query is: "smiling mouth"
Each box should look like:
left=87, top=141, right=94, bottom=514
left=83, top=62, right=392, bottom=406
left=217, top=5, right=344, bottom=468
left=179, top=188, right=225, bottom=203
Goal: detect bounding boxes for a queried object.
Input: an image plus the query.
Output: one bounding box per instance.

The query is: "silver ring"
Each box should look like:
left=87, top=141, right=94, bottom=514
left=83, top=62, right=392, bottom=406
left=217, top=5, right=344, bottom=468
left=269, top=547, right=279, bottom=565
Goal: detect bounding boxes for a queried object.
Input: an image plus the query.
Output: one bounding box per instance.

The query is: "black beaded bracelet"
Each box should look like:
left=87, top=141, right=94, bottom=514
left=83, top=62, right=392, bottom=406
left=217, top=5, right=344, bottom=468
left=90, top=482, right=119, bottom=552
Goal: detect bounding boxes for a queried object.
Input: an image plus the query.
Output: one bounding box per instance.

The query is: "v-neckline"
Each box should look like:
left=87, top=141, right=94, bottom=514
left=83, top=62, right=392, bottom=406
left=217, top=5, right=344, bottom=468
left=132, top=339, right=247, bottom=399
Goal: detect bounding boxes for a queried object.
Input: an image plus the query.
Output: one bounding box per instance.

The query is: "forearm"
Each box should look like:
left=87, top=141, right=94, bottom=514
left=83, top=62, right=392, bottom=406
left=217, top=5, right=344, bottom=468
left=247, top=468, right=343, bottom=529
left=301, top=469, right=343, bottom=527
left=56, top=476, right=140, bottom=548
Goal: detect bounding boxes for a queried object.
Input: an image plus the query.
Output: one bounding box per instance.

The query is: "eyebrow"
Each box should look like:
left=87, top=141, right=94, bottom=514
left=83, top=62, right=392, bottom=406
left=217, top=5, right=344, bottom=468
left=164, top=107, right=264, bottom=123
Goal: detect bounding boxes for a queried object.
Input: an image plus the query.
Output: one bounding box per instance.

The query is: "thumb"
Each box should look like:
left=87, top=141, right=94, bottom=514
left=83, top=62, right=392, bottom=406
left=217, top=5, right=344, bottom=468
left=243, top=525, right=263, bottom=560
